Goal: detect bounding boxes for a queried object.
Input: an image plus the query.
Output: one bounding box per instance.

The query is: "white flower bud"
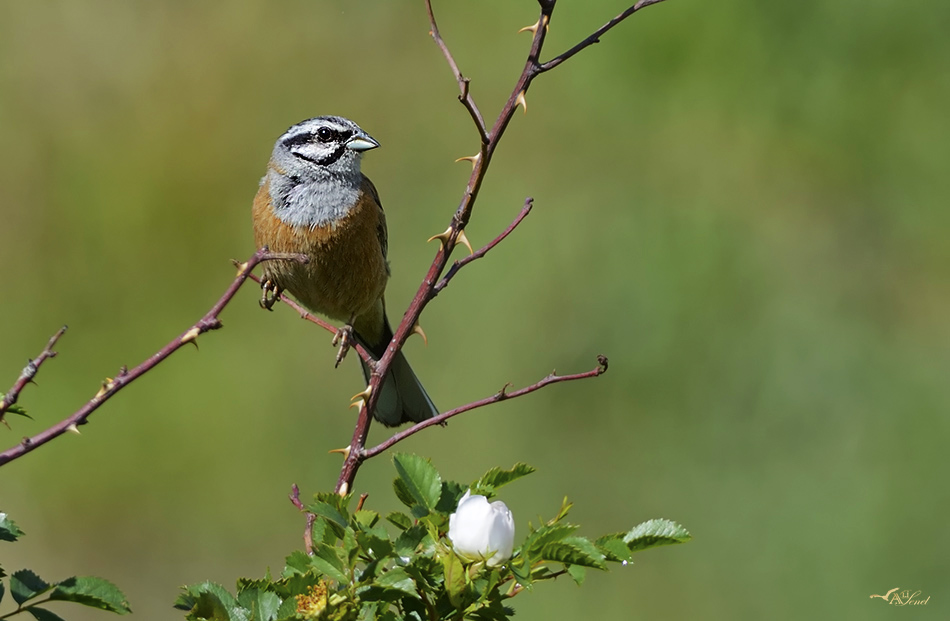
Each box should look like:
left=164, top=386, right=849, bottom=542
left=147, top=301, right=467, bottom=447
left=448, top=490, right=515, bottom=566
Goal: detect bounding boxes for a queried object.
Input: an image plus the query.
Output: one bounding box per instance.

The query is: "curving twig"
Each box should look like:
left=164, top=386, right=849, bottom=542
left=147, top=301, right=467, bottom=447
left=0, top=249, right=307, bottom=467
left=0, top=327, right=68, bottom=425
left=363, top=356, right=608, bottom=460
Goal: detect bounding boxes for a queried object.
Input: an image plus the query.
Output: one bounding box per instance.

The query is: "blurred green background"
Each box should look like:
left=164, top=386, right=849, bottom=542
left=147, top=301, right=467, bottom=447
left=2, top=1, right=948, bottom=619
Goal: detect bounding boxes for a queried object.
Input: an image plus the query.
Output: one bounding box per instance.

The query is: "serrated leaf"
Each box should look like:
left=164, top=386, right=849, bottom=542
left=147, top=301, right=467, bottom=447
left=353, top=510, right=380, bottom=529
left=386, top=512, right=412, bottom=531
left=434, top=480, right=466, bottom=514
left=5, top=403, right=30, bottom=418
left=509, top=559, right=532, bottom=589
left=595, top=535, right=632, bottom=562
left=624, top=519, right=691, bottom=552
left=306, top=501, right=349, bottom=530
left=392, top=454, right=441, bottom=511
left=565, top=564, right=586, bottom=585
left=0, top=513, right=24, bottom=542
left=475, top=463, right=535, bottom=495
left=177, top=582, right=241, bottom=621
left=275, top=594, right=299, bottom=620
left=49, top=576, right=131, bottom=614
left=283, top=551, right=311, bottom=577
left=521, top=523, right=578, bottom=560
left=393, top=525, right=427, bottom=558
left=26, top=607, right=66, bottom=621
left=11, top=569, right=51, bottom=605
left=250, top=590, right=281, bottom=621
left=311, top=543, right=349, bottom=584
left=539, top=536, right=607, bottom=570
left=392, top=478, right=418, bottom=511
left=376, top=567, right=416, bottom=595
left=442, top=551, right=466, bottom=609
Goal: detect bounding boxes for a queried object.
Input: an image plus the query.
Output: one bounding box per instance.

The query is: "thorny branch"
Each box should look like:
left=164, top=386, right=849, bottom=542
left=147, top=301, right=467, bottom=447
left=0, top=249, right=307, bottom=467
left=0, top=326, right=67, bottom=426
left=363, top=356, right=608, bottom=460
left=331, top=0, right=667, bottom=496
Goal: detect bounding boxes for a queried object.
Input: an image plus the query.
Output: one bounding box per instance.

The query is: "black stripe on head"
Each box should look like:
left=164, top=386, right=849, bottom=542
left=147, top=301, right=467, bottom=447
left=294, top=143, right=348, bottom=167
left=281, top=131, right=316, bottom=149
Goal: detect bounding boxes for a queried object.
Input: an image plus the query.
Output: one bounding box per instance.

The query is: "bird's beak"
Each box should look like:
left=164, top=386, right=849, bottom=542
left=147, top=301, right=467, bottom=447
left=346, top=132, right=380, bottom=152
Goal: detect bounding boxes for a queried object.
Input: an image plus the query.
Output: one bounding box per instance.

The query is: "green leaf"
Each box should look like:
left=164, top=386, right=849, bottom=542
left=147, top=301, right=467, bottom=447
left=306, top=501, right=349, bottom=530
left=50, top=576, right=131, bottom=614
left=385, top=512, right=412, bottom=531
left=442, top=551, right=466, bottom=609
left=375, top=567, right=416, bottom=596
left=624, top=519, right=691, bottom=553
left=539, top=536, right=607, bottom=570
left=1, top=580, right=5, bottom=604
left=353, top=510, right=380, bottom=529
left=310, top=543, right=349, bottom=584
left=521, top=523, right=577, bottom=560
left=0, top=513, right=24, bottom=542
left=595, top=535, right=632, bottom=563
left=474, top=463, right=536, bottom=496
left=11, top=569, right=51, bottom=605
left=4, top=403, right=30, bottom=418
left=565, top=564, right=586, bottom=586
left=392, top=453, right=441, bottom=511
left=393, top=525, right=427, bottom=558
left=250, top=590, right=281, bottom=621
left=434, top=480, right=466, bottom=514
left=26, top=608, right=67, bottom=621
left=176, top=582, right=242, bottom=621
left=283, top=551, right=311, bottom=577
left=275, top=594, right=299, bottom=620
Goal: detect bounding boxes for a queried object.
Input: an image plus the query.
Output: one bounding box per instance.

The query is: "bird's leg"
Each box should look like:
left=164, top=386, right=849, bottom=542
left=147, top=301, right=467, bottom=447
left=332, top=317, right=356, bottom=368
left=259, top=279, right=282, bottom=311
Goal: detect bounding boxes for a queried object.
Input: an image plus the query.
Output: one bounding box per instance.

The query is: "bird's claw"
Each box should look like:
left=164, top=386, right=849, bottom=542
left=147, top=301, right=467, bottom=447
left=333, top=325, right=354, bottom=368
left=260, top=279, right=281, bottom=311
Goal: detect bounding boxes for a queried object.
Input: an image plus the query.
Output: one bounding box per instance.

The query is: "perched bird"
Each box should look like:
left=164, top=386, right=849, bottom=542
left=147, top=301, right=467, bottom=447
left=252, top=116, right=437, bottom=426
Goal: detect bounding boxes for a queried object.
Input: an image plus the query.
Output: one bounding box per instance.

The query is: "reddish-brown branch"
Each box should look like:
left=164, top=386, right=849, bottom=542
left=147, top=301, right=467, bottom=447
left=434, top=198, right=533, bottom=295
left=0, top=326, right=68, bottom=424
left=248, top=273, right=374, bottom=366
left=539, top=0, right=670, bottom=73
left=425, top=0, right=489, bottom=143
left=0, top=249, right=307, bottom=468
left=332, top=0, right=666, bottom=494
left=363, top=356, right=608, bottom=460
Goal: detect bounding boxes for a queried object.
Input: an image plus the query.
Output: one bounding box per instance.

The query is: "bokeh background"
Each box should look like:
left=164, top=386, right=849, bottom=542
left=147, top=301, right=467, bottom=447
left=2, top=1, right=948, bottom=619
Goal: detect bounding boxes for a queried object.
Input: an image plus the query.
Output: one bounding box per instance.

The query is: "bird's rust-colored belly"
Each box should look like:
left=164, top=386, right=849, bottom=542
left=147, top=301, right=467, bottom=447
left=252, top=179, right=388, bottom=331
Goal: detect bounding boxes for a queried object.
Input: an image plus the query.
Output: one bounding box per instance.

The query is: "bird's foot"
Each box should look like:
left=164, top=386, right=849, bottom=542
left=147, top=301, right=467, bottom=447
left=259, top=279, right=282, bottom=311
left=333, top=324, right=354, bottom=368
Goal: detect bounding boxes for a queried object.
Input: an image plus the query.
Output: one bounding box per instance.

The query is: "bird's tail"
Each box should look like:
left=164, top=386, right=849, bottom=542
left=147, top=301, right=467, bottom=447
left=357, top=319, right=438, bottom=427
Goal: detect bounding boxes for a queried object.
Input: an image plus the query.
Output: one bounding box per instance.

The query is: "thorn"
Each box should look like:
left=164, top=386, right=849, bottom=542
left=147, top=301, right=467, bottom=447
left=66, top=423, right=81, bottom=435
left=181, top=327, right=200, bottom=347
left=349, top=399, right=365, bottom=412
left=351, top=385, right=372, bottom=403
left=457, top=229, right=474, bottom=255
left=233, top=260, right=249, bottom=277
left=518, top=21, right=539, bottom=34
left=515, top=90, right=527, bottom=115
left=428, top=226, right=453, bottom=248
left=338, top=482, right=349, bottom=496
left=329, top=446, right=351, bottom=460
left=411, top=321, right=428, bottom=346
left=455, top=152, right=481, bottom=169
left=95, top=378, right=115, bottom=400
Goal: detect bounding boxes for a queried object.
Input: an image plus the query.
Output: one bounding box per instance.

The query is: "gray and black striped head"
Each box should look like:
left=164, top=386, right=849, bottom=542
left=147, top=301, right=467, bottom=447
left=272, top=116, right=379, bottom=180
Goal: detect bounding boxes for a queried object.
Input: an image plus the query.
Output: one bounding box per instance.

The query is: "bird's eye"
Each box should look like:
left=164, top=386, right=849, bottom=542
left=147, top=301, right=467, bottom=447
left=316, top=127, right=334, bottom=142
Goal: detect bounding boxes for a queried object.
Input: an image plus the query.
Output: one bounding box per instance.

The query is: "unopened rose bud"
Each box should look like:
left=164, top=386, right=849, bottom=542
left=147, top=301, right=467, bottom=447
left=448, top=490, right=515, bottom=566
